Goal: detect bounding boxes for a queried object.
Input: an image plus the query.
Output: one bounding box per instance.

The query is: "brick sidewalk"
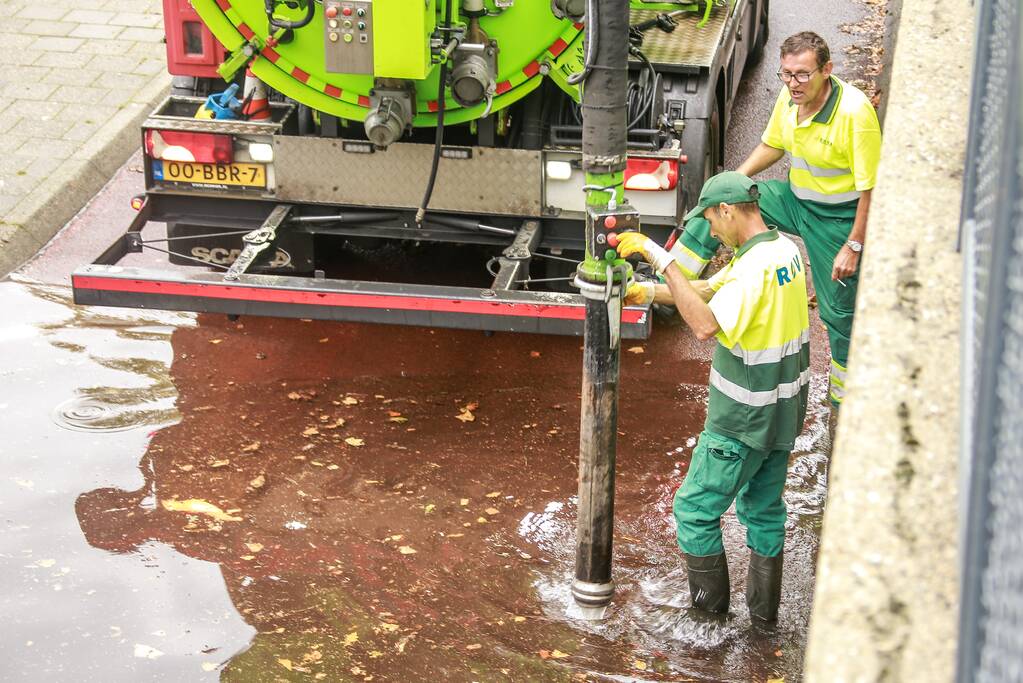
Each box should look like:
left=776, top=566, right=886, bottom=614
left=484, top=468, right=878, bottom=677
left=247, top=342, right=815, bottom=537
left=0, top=0, right=170, bottom=276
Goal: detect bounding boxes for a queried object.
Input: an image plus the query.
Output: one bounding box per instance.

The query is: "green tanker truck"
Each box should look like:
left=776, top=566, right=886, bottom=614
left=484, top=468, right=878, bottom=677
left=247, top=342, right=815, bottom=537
left=73, top=0, right=768, bottom=337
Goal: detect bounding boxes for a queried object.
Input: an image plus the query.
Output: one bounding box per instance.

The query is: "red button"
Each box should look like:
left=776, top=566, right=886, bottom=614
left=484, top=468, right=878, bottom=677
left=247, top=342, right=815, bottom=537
left=603, top=215, right=617, bottom=229
left=606, top=232, right=620, bottom=247
left=342, top=6, right=353, bottom=15
left=325, top=5, right=338, bottom=17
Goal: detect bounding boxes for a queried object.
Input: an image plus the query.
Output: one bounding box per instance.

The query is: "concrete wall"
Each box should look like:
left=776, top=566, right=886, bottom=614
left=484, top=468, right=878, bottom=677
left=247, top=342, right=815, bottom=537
left=803, top=0, right=973, bottom=680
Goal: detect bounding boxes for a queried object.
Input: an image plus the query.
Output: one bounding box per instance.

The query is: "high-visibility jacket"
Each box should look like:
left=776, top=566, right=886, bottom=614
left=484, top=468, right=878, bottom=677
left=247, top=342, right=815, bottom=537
left=762, top=76, right=882, bottom=208
left=705, top=228, right=810, bottom=451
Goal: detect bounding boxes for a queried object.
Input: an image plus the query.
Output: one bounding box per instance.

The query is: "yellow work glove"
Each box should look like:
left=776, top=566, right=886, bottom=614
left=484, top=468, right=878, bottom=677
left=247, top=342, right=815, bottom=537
left=623, top=281, right=656, bottom=306
left=614, top=232, right=677, bottom=274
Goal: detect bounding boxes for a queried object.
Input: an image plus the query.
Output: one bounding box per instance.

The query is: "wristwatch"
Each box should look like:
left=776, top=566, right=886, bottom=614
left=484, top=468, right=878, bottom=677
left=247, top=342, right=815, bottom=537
left=846, top=239, right=863, bottom=253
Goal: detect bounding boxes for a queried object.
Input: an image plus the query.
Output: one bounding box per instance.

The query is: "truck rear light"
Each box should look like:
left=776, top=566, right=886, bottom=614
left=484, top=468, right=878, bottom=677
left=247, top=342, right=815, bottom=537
left=248, top=142, right=274, bottom=162
left=545, top=160, right=573, bottom=180
left=624, top=158, right=678, bottom=191
left=145, top=129, right=233, bottom=164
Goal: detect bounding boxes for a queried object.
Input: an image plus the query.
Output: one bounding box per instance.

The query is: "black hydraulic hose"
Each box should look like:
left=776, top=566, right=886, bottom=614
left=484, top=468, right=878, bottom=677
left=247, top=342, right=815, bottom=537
left=265, top=0, right=315, bottom=31
left=415, top=0, right=454, bottom=225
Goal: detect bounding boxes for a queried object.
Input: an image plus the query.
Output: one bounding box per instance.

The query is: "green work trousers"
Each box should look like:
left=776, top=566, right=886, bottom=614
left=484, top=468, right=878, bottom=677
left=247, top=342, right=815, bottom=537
left=680, top=180, right=859, bottom=403
left=674, top=430, right=790, bottom=558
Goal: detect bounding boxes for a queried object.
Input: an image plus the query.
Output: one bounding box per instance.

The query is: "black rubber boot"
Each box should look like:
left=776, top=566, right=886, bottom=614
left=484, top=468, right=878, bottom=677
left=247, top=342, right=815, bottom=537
left=746, top=550, right=783, bottom=622
left=683, top=552, right=730, bottom=614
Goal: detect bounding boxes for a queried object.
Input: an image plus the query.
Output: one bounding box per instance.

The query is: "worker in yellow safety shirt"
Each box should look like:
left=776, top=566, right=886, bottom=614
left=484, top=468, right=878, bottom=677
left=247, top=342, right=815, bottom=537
left=670, top=31, right=882, bottom=406
left=617, top=171, right=810, bottom=622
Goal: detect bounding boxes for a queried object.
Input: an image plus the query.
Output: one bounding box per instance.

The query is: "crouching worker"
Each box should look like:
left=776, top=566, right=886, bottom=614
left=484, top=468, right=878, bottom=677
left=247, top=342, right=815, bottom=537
left=617, top=172, right=810, bottom=621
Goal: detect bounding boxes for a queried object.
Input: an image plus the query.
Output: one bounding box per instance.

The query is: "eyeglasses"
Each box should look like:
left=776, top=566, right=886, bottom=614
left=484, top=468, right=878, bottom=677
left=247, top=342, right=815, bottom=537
left=776, top=68, right=820, bottom=84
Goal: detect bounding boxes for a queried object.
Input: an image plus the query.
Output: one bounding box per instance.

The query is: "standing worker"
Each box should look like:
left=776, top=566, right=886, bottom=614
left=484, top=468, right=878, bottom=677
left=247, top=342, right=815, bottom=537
left=671, top=31, right=882, bottom=405
left=617, top=172, right=810, bottom=621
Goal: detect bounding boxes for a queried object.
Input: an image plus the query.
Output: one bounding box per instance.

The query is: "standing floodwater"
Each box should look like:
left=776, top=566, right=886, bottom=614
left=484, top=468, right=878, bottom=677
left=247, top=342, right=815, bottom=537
left=0, top=277, right=831, bottom=681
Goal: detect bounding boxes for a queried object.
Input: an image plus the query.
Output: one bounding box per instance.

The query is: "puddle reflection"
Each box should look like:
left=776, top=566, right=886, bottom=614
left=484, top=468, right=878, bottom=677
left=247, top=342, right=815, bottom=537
left=1, top=280, right=829, bottom=681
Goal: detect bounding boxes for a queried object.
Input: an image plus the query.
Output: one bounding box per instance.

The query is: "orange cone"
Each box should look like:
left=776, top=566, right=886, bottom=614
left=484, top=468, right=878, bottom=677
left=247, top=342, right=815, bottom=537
left=241, top=68, right=271, bottom=121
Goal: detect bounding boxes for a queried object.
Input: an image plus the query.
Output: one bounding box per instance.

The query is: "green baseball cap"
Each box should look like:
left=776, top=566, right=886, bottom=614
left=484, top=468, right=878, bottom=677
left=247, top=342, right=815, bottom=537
left=683, top=171, right=760, bottom=222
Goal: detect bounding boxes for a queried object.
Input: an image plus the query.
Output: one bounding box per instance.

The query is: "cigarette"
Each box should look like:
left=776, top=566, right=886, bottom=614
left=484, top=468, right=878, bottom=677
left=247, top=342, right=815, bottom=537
left=836, top=279, right=847, bottom=287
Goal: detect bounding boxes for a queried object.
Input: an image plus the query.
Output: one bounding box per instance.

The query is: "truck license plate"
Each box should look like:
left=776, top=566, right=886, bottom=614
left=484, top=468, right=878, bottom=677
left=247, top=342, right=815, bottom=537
left=159, top=161, right=266, bottom=188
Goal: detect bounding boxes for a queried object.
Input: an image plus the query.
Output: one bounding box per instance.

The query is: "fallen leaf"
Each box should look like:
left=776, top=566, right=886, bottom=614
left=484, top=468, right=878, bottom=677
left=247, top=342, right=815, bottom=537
left=322, top=418, right=346, bottom=429
left=303, top=427, right=320, bottom=437
left=241, top=442, right=261, bottom=452
left=240, top=555, right=255, bottom=561
left=633, top=660, right=647, bottom=670
left=210, top=459, right=230, bottom=468
left=513, top=616, right=526, bottom=623
left=162, top=499, right=242, bottom=522
left=455, top=409, right=475, bottom=423
left=278, top=658, right=293, bottom=671
left=178, top=464, right=194, bottom=472
left=345, top=437, right=365, bottom=447
left=209, top=339, right=223, bottom=345
left=342, top=396, right=359, bottom=405
left=485, top=507, right=499, bottom=515
left=369, top=650, right=384, bottom=658
left=134, top=644, right=164, bottom=659
left=287, top=392, right=303, bottom=400
left=774, top=650, right=783, bottom=657
left=627, top=346, right=645, bottom=354
left=344, top=631, right=359, bottom=647
left=327, top=464, right=340, bottom=470
left=767, top=679, right=785, bottom=683
left=460, top=498, right=470, bottom=506
left=388, top=411, right=402, bottom=417
left=476, top=517, right=488, bottom=524
left=539, top=650, right=551, bottom=660
left=380, top=623, right=400, bottom=633
left=389, top=416, right=408, bottom=423
left=398, top=546, right=417, bottom=555
left=466, top=643, right=482, bottom=650
left=249, top=474, right=266, bottom=489
left=245, top=542, right=264, bottom=553
left=319, top=338, right=329, bottom=343
left=424, top=504, right=436, bottom=514
left=551, top=650, right=570, bottom=659
left=530, top=351, right=541, bottom=358
left=485, top=492, right=501, bottom=498
left=446, top=533, right=464, bottom=538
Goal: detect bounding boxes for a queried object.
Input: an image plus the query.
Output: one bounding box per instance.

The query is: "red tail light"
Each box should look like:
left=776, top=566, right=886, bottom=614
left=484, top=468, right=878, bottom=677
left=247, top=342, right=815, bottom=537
left=145, top=130, right=233, bottom=164
left=624, top=158, right=679, bottom=191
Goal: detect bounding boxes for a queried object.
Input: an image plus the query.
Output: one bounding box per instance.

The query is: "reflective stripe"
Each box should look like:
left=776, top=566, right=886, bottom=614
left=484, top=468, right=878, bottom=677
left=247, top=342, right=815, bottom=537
left=668, top=241, right=709, bottom=280
left=709, top=367, right=811, bottom=407
left=789, top=154, right=851, bottom=178
left=728, top=329, right=810, bottom=365
left=830, top=383, right=846, bottom=402
left=790, top=184, right=861, bottom=204
left=830, top=358, right=848, bottom=384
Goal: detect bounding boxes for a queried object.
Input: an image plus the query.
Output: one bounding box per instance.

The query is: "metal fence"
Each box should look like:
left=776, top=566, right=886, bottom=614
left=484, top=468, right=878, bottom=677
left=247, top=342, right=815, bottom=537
left=957, top=0, right=1023, bottom=680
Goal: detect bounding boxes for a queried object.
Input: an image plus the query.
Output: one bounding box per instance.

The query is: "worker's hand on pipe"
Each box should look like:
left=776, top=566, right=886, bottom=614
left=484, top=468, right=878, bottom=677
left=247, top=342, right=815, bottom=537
left=614, top=232, right=677, bottom=274
left=623, top=280, right=656, bottom=306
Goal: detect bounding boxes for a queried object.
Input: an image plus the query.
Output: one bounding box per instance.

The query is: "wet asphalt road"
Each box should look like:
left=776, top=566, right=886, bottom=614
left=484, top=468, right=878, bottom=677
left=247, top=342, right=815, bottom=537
left=1, top=0, right=877, bottom=680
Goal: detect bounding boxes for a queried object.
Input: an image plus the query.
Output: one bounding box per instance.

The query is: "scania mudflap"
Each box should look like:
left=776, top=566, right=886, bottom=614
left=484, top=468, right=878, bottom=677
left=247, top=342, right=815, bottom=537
left=71, top=200, right=653, bottom=338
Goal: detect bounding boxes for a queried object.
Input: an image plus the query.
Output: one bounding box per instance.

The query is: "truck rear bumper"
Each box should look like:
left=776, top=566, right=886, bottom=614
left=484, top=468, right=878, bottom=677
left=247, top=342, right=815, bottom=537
left=72, top=266, right=651, bottom=337
left=71, top=200, right=652, bottom=338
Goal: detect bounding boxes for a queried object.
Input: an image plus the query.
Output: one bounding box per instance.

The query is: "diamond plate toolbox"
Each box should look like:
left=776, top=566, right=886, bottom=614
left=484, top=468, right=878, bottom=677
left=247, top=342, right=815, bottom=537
left=273, top=137, right=544, bottom=216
